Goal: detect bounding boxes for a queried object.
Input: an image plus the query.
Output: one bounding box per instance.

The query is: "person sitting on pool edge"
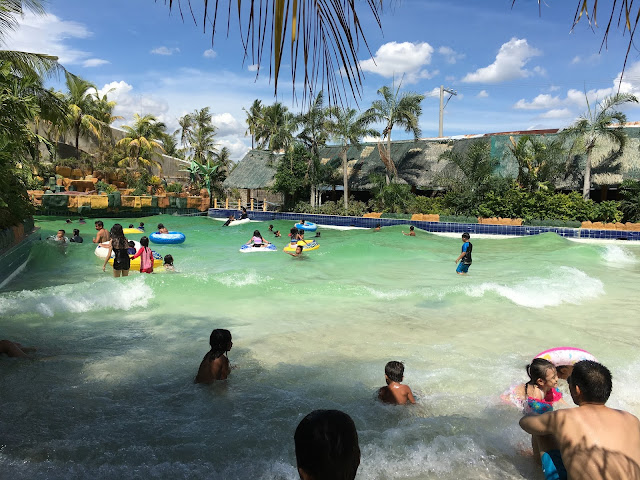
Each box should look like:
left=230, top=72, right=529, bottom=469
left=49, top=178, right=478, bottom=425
left=294, top=409, right=360, bottom=480
left=195, top=329, right=232, bottom=384
left=378, top=361, right=416, bottom=405
left=455, top=232, right=472, bottom=275
left=519, top=360, right=640, bottom=480
left=402, top=226, right=415, bottom=236
left=157, top=223, right=169, bottom=234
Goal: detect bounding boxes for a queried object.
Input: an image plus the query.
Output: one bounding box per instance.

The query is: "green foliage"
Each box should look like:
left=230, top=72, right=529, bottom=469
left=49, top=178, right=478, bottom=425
left=406, top=195, right=447, bottom=214
left=271, top=144, right=311, bottom=208
left=524, top=219, right=582, bottom=228
left=439, top=215, right=479, bottom=224
left=95, top=180, right=117, bottom=194
left=166, top=182, right=184, bottom=193
left=380, top=213, right=412, bottom=219
left=293, top=200, right=369, bottom=217
left=619, top=179, right=640, bottom=222
left=131, top=186, right=147, bottom=196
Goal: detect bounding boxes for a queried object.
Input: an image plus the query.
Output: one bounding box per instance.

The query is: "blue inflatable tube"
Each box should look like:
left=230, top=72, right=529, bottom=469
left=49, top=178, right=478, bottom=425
left=295, top=222, right=317, bottom=232
left=149, top=231, right=186, bottom=244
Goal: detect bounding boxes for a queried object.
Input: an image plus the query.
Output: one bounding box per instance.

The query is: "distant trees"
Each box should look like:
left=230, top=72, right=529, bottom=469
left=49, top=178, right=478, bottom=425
left=116, top=113, right=166, bottom=173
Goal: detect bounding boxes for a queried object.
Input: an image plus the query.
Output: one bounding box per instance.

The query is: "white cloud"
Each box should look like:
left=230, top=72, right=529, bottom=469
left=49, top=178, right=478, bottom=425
left=438, top=46, right=465, bottom=64
left=248, top=64, right=259, bottom=72
left=424, top=87, right=441, bottom=98
left=514, top=93, right=562, bottom=110
left=571, top=55, right=581, bottom=65
left=362, top=134, right=382, bottom=143
left=549, top=85, right=560, bottom=92
left=211, top=112, right=244, bottom=137
left=477, top=90, right=489, bottom=98
left=217, top=138, right=250, bottom=162
left=462, top=38, right=542, bottom=83
left=571, top=53, right=601, bottom=66
left=83, top=58, right=110, bottom=68
left=2, top=12, right=97, bottom=65
left=97, top=81, right=170, bottom=127
left=150, top=46, right=180, bottom=56
left=359, top=41, right=437, bottom=83
left=538, top=108, right=572, bottom=119
left=203, top=49, right=217, bottom=59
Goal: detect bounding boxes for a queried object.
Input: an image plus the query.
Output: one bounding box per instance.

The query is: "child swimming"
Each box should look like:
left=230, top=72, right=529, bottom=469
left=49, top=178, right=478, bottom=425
left=378, top=361, right=416, bottom=405
left=163, top=254, right=175, bottom=271
left=195, top=329, right=232, bottom=384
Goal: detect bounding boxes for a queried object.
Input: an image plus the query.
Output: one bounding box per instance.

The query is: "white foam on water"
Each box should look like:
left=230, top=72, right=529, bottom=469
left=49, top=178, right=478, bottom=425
left=466, top=267, right=604, bottom=308
left=362, top=286, right=413, bottom=300
left=213, top=270, right=271, bottom=287
left=0, top=276, right=153, bottom=318
left=600, top=244, right=639, bottom=268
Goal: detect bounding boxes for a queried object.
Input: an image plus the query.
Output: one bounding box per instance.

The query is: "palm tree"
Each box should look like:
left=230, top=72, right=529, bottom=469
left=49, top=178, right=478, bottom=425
left=363, top=83, right=424, bottom=184
left=507, top=135, right=566, bottom=192
left=561, top=93, right=638, bottom=199
left=176, top=113, right=193, bottom=148
left=63, top=72, right=106, bottom=160
left=190, top=123, right=218, bottom=163
left=156, top=0, right=383, bottom=101
left=297, top=92, right=329, bottom=207
left=255, top=102, right=298, bottom=153
left=326, top=107, right=379, bottom=209
left=215, top=146, right=233, bottom=174
left=116, top=113, right=166, bottom=173
left=243, top=99, right=263, bottom=149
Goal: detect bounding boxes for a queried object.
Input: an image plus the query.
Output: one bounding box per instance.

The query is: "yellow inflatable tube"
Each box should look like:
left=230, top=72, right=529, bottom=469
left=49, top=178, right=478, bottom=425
left=108, top=250, right=164, bottom=269
left=283, top=240, right=320, bottom=252
left=123, top=228, right=144, bottom=235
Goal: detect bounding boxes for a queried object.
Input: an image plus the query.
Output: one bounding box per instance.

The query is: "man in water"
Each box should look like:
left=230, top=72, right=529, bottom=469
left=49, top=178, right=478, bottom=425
left=93, top=221, right=110, bottom=244
left=520, top=360, right=640, bottom=480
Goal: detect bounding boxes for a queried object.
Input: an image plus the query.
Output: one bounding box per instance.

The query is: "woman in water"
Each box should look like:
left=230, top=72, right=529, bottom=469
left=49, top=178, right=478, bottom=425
left=102, top=224, right=131, bottom=277
left=246, top=230, right=269, bottom=247
left=195, top=329, right=232, bottom=384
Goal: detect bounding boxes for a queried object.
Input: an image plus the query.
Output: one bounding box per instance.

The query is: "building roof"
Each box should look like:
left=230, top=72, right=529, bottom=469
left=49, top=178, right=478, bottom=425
left=223, top=149, right=281, bottom=189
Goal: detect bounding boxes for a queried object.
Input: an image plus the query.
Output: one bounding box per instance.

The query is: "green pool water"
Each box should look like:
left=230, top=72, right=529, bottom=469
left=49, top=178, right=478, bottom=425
left=1, top=214, right=639, bottom=479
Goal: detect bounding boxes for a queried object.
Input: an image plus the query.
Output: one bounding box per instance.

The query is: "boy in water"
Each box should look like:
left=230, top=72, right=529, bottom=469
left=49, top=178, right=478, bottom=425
left=294, top=409, right=360, bottom=480
left=378, top=361, right=416, bottom=405
left=138, top=222, right=145, bottom=231
left=402, top=226, right=415, bottom=236
left=520, top=360, right=640, bottom=480
left=455, top=232, right=472, bottom=275
left=286, top=244, right=304, bottom=257
left=195, top=329, right=232, bottom=384
left=51, top=229, right=68, bottom=243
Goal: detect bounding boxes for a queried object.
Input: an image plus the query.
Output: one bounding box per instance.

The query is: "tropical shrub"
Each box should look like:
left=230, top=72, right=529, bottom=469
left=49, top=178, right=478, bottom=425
left=619, top=179, right=640, bottom=222
left=407, top=195, right=447, bottom=214
left=525, top=219, right=582, bottom=228
left=439, top=215, right=479, bottom=224
left=166, top=182, right=184, bottom=193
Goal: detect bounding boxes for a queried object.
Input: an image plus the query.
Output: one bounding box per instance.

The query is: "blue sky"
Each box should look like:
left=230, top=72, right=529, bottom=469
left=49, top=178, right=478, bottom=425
left=4, top=0, right=640, bottom=162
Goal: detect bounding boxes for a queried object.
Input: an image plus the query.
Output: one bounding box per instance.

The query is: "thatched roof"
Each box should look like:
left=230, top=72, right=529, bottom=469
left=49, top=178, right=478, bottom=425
left=223, top=149, right=282, bottom=189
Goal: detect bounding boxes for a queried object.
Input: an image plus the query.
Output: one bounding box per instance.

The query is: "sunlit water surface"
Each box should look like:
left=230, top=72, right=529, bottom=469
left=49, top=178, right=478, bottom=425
left=1, top=215, right=640, bottom=479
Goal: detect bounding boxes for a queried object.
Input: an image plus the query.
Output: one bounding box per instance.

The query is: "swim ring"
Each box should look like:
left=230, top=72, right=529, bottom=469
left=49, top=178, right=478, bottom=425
left=94, top=240, right=141, bottom=259
left=109, top=250, right=164, bottom=269
left=123, top=228, right=143, bottom=235
left=295, top=222, right=317, bottom=232
left=283, top=240, right=320, bottom=252
left=149, top=232, right=186, bottom=244
left=239, top=243, right=277, bottom=253
left=535, top=347, right=597, bottom=366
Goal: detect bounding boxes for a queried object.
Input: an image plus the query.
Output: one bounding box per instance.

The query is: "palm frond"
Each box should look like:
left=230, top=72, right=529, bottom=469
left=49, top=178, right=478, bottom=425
left=0, top=50, right=64, bottom=77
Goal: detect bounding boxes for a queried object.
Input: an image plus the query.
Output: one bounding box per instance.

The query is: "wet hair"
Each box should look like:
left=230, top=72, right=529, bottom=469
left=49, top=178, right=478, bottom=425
left=253, top=230, right=262, bottom=238
left=140, top=236, right=149, bottom=247
left=462, top=232, right=470, bottom=240
left=294, top=409, right=360, bottom=480
left=385, top=361, right=405, bottom=383
left=73, top=229, right=80, bottom=236
left=65, top=219, right=71, bottom=223
left=110, top=223, right=126, bottom=249
left=526, top=358, right=555, bottom=384
left=128, top=224, right=134, bottom=228
left=58, top=229, right=65, bottom=235
left=95, top=221, right=104, bottom=228
left=269, top=224, right=274, bottom=230
left=157, top=223, right=165, bottom=230
left=208, top=329, right=232, bottom=360
left=164, top=254, right=173, bottom=265
left=409, top=226, right=414, bottom=231
left=296, top=245, right=303, bottom=253
left=569, top=360, right=612, bottom=403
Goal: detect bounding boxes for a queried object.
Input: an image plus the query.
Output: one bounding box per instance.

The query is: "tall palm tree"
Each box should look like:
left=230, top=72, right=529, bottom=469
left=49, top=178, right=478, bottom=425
left=326, top=107, right=379, bottom=209
left=243, top=99, right=263, bottom=149
left=116, top=113, right=166, bottom=173
left=255, top=102, right=298, bottom=153
left=63, top=72, right=106, bottom=160
left=561, top=93, right=638, bottom=199
left=190, top=123, right=218, bottom=163
left=507, top=135, right=566, bottom=192
left=215, top=146, right=233, bottom=174
left=297, top=92, right=329, bottom=207
left=363, top=83, right=424, bottom=184
left=176, top=113, right=193, bottom=148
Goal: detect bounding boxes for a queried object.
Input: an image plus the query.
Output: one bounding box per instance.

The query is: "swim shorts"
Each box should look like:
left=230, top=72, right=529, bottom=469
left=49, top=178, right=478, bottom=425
left=541, top=450, right=567, bottom=480
left=456, top=262, right=469, bottom=273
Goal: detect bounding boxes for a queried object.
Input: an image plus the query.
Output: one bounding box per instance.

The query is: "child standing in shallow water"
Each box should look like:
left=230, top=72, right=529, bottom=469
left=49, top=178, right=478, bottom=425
left=455, top=232, right=473, bottom=274
left=195, top=329, right=232, bottom=384
left=378, top=361, right=416, bottom=405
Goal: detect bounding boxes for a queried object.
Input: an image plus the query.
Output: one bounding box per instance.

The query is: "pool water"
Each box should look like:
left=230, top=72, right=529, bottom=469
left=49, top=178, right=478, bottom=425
left=1, top=215, right=640, bottom=479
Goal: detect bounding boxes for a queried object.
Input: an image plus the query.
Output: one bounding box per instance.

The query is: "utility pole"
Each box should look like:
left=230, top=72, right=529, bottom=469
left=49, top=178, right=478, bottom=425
left=439, top=85, right=457, bottom=138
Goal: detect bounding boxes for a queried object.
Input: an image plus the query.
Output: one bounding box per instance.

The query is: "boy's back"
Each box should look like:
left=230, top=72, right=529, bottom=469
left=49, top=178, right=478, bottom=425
left=378, top=382, right=415, bottom=405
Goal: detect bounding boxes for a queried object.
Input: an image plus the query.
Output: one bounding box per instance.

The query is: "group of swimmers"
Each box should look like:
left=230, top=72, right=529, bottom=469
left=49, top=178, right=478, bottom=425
left=191, top=328, right=640, bottom=479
